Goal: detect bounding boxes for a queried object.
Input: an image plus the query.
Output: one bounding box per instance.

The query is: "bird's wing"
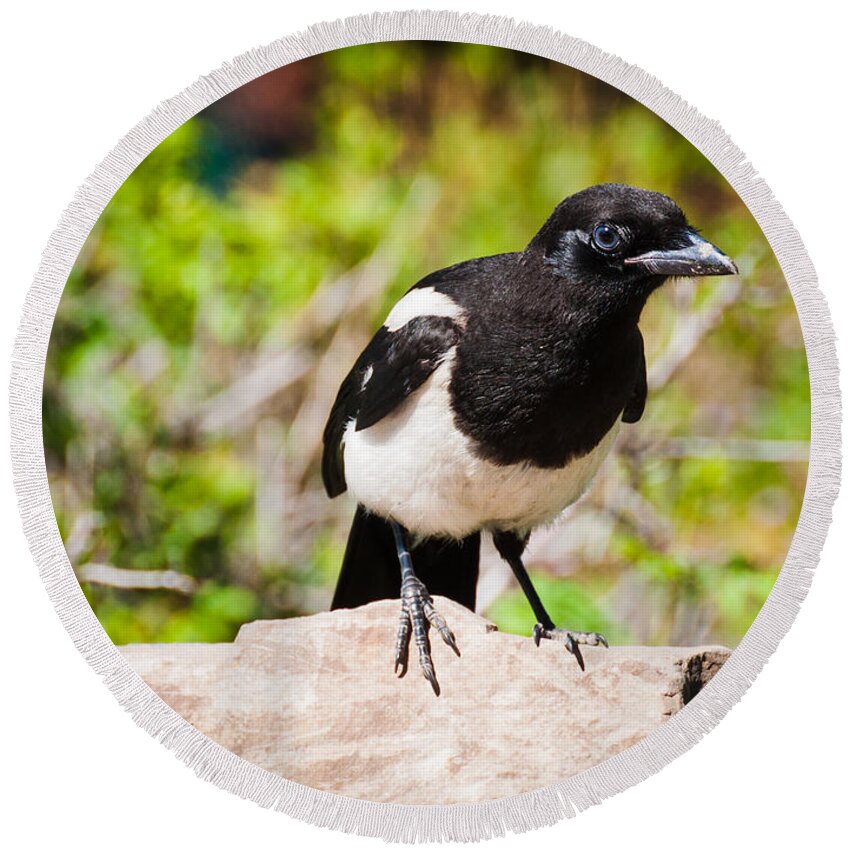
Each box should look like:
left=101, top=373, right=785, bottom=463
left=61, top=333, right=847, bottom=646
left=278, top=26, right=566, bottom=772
left=321, top=313, right=463, bottom=498
left=621, top=329, right=647, bottom=423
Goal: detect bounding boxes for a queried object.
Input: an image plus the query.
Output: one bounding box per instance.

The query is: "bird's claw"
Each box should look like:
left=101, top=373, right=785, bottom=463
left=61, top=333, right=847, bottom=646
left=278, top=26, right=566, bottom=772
left=394, top=576, right=459, bottom=695
left=394, top=608, right=410, bottom=677
left=532, top=623, right=608, bottom=671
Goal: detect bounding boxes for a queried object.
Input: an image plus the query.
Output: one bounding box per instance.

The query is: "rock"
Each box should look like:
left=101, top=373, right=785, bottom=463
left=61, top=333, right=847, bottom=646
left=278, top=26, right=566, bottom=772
left=120, top=598, right=729, bottom=805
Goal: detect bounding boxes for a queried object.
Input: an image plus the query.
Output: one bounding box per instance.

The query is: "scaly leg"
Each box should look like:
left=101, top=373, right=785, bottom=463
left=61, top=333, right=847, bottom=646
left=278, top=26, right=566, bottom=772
left=391, top=521, right=459, bottom=695
left=493, top=530, right=608, bottom=671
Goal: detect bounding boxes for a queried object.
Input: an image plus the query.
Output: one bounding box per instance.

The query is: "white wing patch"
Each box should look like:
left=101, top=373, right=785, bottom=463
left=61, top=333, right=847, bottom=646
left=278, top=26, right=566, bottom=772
left=360, top=364, right=373, bottom=389
left=383, top=287, right=465, bottom=332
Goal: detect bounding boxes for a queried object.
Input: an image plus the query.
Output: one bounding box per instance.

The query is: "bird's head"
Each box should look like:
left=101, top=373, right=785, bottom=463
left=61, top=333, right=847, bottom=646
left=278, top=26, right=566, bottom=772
left=527, top=184, right=737, bottom=299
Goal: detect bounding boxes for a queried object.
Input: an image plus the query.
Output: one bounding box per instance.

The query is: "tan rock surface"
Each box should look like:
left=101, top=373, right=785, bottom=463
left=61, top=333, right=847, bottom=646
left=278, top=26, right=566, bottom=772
left=120, top=598, right=729, bottom=805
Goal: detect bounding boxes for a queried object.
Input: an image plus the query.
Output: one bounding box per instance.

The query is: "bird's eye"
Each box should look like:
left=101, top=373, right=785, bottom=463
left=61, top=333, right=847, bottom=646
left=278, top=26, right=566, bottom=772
left=591, top=224, right=621, bottom=253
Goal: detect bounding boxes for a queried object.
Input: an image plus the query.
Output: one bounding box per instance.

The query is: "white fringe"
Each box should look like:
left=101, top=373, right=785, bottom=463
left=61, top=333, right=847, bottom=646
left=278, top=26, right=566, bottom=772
left=9, top=10, right=840, bottom=843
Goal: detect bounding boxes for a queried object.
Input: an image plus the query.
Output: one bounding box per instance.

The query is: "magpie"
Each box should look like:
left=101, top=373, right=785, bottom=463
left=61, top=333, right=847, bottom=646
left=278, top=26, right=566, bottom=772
left=322, top=183, right=737, bottom=695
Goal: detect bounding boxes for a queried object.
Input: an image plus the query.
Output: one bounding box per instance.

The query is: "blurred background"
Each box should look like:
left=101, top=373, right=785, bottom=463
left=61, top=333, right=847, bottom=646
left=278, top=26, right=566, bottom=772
left=43, top=42, right=809, bottom=649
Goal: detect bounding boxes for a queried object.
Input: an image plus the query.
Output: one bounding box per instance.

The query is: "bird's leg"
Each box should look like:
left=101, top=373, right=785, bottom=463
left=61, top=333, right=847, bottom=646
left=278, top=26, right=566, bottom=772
left=391, top=521, right=460, bottom=695
left=492, top=531, right=608, bottom=671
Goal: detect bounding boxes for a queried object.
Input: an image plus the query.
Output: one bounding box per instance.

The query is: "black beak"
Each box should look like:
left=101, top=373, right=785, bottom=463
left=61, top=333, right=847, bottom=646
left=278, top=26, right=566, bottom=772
left=624, top=231, right=738, bottom=276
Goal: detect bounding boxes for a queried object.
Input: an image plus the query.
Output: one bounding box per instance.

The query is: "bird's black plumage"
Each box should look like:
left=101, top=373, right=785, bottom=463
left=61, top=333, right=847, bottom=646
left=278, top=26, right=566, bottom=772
left=421, top=255, right=648, bottom=468
left=321, top=183, right=737, bottom=690
left=331, top=505, right=480, bottom=611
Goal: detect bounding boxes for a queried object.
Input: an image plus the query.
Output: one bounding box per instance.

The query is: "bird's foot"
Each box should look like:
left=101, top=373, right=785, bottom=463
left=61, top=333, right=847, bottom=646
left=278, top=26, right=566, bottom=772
left=394, top=576, right=460, bottom=696
left=532, top=623, right=608, bottom=671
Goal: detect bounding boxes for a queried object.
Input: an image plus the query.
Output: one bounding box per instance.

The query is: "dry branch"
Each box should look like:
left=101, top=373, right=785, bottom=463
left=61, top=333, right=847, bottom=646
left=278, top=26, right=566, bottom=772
left=76, top=563, right=199, bottom=594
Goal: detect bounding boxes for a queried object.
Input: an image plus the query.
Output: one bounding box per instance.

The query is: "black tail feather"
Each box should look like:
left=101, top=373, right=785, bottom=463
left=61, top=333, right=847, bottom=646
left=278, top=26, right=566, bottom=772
left=331, top=505, right=481, bottom=611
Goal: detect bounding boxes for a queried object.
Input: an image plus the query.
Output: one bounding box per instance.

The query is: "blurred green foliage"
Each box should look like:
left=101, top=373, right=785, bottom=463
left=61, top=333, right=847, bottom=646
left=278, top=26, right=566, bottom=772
left=44, top=42, right=808, bottom=647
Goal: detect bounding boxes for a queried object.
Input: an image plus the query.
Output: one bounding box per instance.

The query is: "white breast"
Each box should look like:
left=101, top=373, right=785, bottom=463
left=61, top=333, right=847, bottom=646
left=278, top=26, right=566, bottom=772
left=342, top=352, right=619, bottom=540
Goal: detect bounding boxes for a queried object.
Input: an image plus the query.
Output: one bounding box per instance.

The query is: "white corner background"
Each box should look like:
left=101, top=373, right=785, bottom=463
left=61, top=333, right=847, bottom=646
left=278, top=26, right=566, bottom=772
left=1, top=2, right=846, bottom=847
